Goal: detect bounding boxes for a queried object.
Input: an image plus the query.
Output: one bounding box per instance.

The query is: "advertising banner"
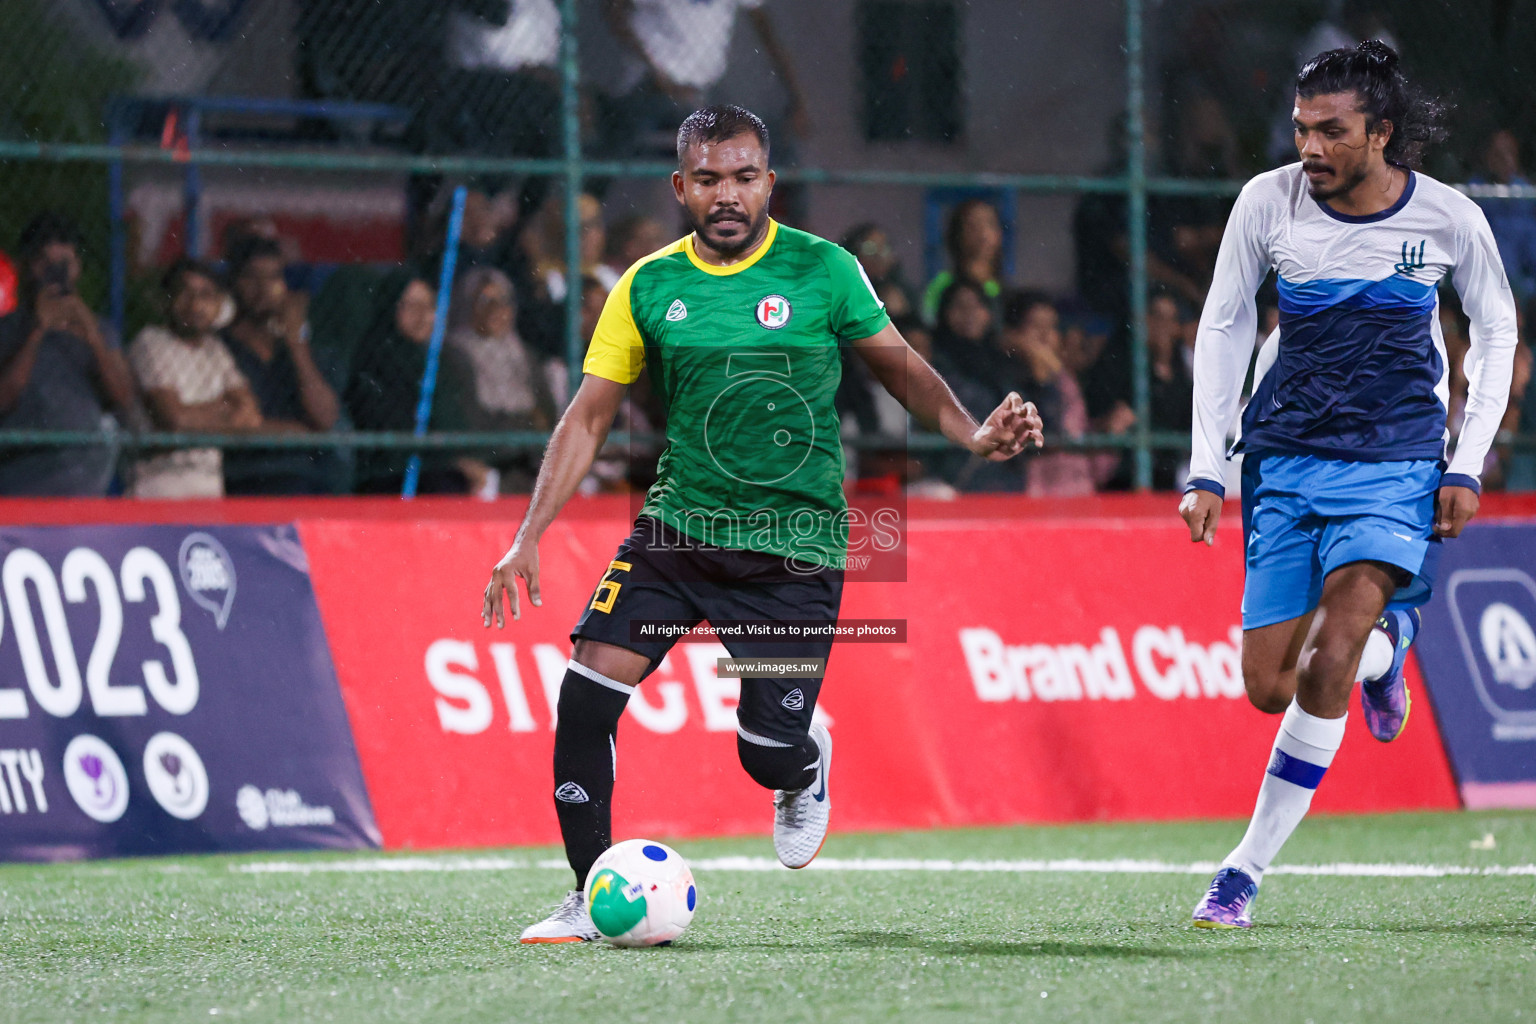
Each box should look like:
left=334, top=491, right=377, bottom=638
left=301, top=506, right=1457, bottom=851
left=1415, top=523, right=1536, bottom=808
left=0, top=525, right=379, bottom=861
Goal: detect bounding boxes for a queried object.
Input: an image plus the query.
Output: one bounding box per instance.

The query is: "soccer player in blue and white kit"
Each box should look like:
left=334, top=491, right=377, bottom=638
left=1180, top=41, right=1517, bottom=928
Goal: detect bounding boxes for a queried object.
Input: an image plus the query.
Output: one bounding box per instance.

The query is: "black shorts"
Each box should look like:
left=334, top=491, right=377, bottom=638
left=571, top=516, right=844, bottom=744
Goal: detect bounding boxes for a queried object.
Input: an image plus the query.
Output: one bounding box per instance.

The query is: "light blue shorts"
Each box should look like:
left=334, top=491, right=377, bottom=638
left=1240, top=454, right=1443, bottom=630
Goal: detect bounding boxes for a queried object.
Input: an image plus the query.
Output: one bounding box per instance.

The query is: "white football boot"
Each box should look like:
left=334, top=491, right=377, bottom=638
left=519, top=890, right=599, bottom=944
left=773, top=722, right=832, bottom=869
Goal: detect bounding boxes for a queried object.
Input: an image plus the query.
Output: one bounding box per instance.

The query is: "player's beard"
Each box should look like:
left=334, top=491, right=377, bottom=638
left=689, top=205, right=771, bottom=258
left=1305, top=160, right=1370, bottom=202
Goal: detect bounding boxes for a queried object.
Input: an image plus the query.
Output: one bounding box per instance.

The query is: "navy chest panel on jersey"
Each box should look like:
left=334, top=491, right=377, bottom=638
left=1245, top=201, right=1454, bottom=461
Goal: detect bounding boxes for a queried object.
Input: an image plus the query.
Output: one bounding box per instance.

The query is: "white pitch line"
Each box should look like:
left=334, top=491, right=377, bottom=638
left=232, top=855, right=1536, bottom=878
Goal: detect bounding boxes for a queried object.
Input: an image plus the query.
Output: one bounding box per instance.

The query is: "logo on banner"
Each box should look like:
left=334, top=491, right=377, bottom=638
left=1446, top=569, right=1536, bottom=735
left=236, top=785, right=269, bottom=830
left=143, top=733, right=210, bottom=820
left=179, top=532, right=236, bottom=629
left=63, top=736, right=130, bottom=823
left=1480, top=603, right=1536, bottom=690
left=235, top=785, right=337, bottom=830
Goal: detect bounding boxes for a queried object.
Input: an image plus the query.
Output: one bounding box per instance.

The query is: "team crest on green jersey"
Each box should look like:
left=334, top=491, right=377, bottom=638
left=756, top=294, right=791, bottom=329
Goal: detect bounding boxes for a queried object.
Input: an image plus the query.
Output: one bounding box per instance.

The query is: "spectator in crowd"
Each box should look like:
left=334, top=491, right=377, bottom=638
left=421, top=184, right=520, bottom=274
left=1086, top=290, right=1194, bottom=490
left=598, top=0, right=810, bottom=158
left=221, top=215, right=290, bottom=263
left=603, top=215, right=669, bottom=282
left=127, top=260, right=261, bottom=499
left=0, top=212, right=137, bottom=496
left=1000, top=291, right=1121, bottom=497
left=578, top=273, right=609, bottom=342
left=220, top=236, right=343, bottom=494
left=345, top=270, right=472, bottom=494
left=1074, top=116, right=1206, bottom=328
left=440, top=266, right=558, bottom=494
left=1471, top=130, right=1536, bottom=304
left=578, top=272, right=663, bottom=493
left=1142, top=290, right=1195, bottom=489
left=842, top=222, right=920, bottom=326
left=922, top=199, right=1005, bottom=324
left=834, top=223, right=918, bottom=466
left=431, top=182, right=566, bottom=370
left=1163, top=93, right=1240, bottom=291
left=925, top=280, right=1022, bottom=492
left=535, top=192, right=612, bottom=300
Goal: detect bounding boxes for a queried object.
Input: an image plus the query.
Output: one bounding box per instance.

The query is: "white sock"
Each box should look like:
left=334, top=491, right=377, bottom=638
left=1355, top=626, right=1394, bottom=683
left=1223, top=701, right=1347, bottom=882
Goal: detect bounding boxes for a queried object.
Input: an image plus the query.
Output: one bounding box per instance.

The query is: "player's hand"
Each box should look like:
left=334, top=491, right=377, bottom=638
left=483, top=541, right=541, bottom=627
left=1179, top=488, right=1222, bottom=546
left=970, top=392, right=1043, bottom=461
left=1434, top=485, right=1479, bottom=538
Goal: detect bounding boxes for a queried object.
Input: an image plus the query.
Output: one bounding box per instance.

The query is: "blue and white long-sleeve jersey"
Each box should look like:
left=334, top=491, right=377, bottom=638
left=1189, top=164, right=1518, bottom=495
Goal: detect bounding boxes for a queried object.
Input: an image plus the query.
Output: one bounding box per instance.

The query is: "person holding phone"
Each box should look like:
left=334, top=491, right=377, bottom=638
left=0, top=212, right=137, bottom=495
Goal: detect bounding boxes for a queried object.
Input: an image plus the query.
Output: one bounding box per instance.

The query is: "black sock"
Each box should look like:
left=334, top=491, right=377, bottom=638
left=737, top=732, right=820, bottom=791
left=553, top=666, right=631, bottom=888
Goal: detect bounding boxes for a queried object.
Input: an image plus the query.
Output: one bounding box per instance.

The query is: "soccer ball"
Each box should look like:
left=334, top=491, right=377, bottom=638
left=584, top=839, right=697, bottom=947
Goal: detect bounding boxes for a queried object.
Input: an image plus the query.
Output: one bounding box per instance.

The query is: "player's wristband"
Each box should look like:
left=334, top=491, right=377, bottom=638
left=1440, top=473, right=1482, bottom=495
left=1183, top=477, right=1226, bottom=500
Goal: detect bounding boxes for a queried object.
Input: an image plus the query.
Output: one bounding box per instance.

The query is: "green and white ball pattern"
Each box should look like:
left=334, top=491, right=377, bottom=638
left=584, top=839, right=697, bottom=947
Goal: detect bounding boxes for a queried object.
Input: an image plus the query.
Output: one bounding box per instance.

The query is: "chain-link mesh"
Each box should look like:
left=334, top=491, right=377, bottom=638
left=1, top=0, right=1534, bottom=497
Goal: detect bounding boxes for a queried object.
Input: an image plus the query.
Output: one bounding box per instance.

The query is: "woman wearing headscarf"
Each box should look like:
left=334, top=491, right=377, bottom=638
left=345, top=268, right=471, bottom=494
left=440, top=265, right=558, bottom=493
left=923, top=279, right=1024, bottom=493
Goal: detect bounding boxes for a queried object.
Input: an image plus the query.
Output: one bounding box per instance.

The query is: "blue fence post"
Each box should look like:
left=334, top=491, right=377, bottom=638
left=184, top=104, right=204, bottom=259
left=1126, top=0, right=1152, bottom=491
left=402, top=185, right=468, bottom=499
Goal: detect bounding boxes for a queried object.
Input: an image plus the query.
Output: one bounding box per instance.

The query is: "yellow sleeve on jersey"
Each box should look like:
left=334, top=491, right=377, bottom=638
left=582, top=238, right=687, bottom=385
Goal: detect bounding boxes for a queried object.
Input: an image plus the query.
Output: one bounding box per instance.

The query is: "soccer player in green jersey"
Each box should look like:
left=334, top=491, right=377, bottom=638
left=482, top=105, right=1043, bottom=942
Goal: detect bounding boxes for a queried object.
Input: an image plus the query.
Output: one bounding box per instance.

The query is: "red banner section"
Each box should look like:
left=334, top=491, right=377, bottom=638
left=297, top=498, right=1459, bottom=851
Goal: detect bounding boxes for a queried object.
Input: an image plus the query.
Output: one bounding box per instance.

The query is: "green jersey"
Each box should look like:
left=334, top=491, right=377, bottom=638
left=583, top=220, right=891, bottom=568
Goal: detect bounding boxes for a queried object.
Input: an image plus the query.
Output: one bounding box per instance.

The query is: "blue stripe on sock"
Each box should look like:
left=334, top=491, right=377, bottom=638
left=1267, top=748, right=1327, bottom=790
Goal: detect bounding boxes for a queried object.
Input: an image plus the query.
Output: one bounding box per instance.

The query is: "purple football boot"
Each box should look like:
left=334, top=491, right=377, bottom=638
left=1192, top=866, right=1258, bottom=929
left=1360, top=608, right=1420, bottom=743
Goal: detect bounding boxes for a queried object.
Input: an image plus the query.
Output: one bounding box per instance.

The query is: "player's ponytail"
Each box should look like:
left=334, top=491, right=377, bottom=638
left=1295, top=39, right=1450, bottom=169
left=1354, top=38, right=1398, bottom=72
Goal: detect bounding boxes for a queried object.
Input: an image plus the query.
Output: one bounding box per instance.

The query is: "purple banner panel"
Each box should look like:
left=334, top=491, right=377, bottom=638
left=0, top=524, right=380, bottom=860
left=1417, top=523, right=1536, bottom=809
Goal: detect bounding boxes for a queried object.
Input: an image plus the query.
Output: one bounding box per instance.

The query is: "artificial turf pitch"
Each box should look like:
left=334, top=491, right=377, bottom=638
left=1, top=811, right=1531, bottom=1023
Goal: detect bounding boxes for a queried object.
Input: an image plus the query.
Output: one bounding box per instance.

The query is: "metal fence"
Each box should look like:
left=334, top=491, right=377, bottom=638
left=2, top=0, right=1534, bottom=497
